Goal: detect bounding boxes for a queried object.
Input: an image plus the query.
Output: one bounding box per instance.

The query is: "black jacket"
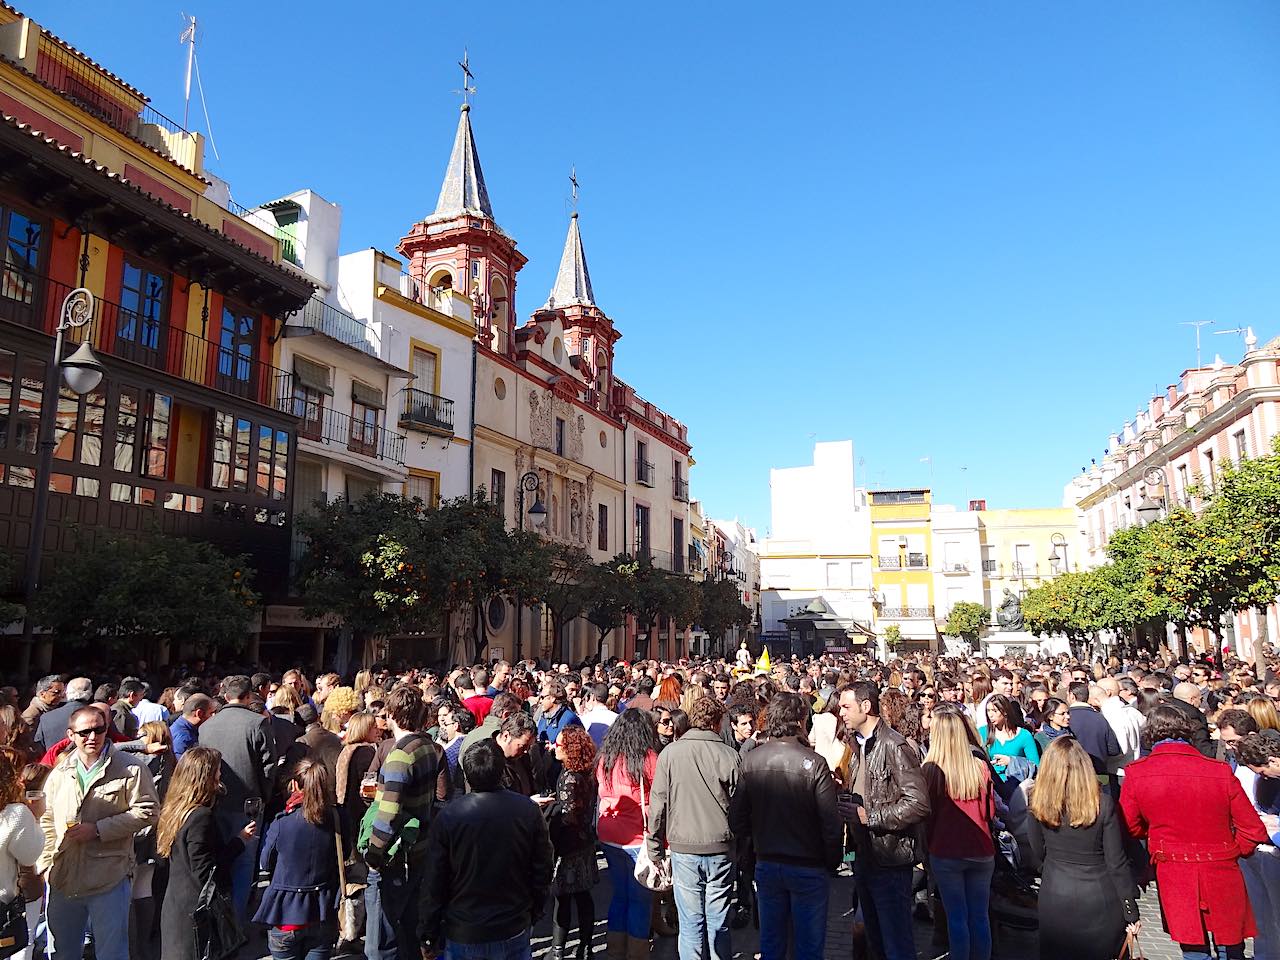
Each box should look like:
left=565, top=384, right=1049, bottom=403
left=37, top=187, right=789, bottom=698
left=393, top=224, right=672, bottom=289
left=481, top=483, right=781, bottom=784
left=845, top=720, right=931, bottom=868
left=729, top=736, right=841, bottom=872
left=1067, top=703, right=1122, bottom=774
left=419, top=788, right=553, bottom=946
left=1164, top=697, right=1215, bottom=758
left=160, top=805, right=243, bottom=960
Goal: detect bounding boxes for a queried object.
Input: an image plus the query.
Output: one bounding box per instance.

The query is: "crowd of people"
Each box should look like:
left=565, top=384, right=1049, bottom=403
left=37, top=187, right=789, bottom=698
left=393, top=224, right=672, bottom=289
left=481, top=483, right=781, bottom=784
left=0, top=646, right=1276, bottom=960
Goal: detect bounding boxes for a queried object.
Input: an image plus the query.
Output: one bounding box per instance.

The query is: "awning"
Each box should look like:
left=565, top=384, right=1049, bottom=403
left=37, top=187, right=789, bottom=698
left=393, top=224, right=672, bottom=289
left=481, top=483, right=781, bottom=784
left=293, top=356, right=333, bottom=396
left=352, top=380, right=385, bottom=410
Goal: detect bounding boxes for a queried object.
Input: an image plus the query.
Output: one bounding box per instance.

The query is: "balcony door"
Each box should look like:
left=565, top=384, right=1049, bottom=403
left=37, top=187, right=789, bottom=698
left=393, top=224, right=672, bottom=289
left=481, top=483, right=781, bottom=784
left=217, top=306, right=257, bottom=399
left=118, top=260, right=168, bottom=368
left=1, top=206, right=44, bottom=329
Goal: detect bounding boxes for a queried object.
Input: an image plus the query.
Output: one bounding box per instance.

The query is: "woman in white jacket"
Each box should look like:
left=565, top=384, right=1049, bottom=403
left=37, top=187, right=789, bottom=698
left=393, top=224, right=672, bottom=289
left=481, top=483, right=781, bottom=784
left=0, top=748, right=43, bottom=960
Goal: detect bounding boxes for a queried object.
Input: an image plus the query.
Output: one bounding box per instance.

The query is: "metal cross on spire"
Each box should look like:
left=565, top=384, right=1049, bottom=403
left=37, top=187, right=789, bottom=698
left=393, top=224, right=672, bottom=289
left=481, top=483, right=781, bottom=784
left=455, top=48, right=476, bottom=105
left=569, top=166, right=580, bottom=210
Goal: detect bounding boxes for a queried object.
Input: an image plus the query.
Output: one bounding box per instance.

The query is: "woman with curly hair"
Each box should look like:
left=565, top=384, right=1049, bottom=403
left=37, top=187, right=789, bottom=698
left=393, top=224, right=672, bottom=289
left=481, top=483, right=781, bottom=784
left=548, top=725, right=598, bottom=960
left=596, top=708, right=660, bottom=959
left=322, top=686, right=361, bottom=734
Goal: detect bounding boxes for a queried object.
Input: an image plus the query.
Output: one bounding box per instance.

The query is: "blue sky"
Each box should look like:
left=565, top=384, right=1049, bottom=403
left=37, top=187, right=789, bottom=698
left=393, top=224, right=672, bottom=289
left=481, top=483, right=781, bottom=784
left=26, top=1, right=1280, bottom=535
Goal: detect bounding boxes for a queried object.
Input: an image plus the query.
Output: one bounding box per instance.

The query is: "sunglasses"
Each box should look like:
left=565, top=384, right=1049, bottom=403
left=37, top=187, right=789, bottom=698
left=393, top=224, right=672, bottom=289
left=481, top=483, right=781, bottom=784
left=72, top=725, right=107, bottom=738
left=657, top=717, right=674, bottom=726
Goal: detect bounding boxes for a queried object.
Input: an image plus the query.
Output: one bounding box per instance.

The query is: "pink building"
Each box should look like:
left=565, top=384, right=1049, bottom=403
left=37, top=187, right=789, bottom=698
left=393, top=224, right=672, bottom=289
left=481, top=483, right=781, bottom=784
left=1063, top=331, right=1280, bottom=659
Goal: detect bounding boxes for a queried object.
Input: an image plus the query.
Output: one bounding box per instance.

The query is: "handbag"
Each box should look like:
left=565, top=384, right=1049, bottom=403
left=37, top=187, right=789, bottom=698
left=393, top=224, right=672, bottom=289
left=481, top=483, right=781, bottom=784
left=632, top=777, right=672, bottom=892
left=193, top=874, right=247, bottom=960
left=0, top=895, right=28, bottom=960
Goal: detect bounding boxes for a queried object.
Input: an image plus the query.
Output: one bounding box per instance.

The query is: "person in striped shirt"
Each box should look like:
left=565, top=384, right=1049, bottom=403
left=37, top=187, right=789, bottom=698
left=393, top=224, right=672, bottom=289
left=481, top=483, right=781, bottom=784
left=364, top=684, right=449, bottom=960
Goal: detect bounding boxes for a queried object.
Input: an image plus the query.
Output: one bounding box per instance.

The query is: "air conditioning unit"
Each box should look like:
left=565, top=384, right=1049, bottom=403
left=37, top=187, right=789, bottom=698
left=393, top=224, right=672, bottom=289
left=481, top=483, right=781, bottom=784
left=898, top=536, right=908, bottom=546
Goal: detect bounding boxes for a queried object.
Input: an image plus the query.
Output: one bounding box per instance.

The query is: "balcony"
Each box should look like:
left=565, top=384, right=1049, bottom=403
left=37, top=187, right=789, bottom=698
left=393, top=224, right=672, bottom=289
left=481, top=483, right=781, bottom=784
left=982, top=559, right=998, bottom=575
left=880, top=606, right=935, bottom=619
left=636, top=458, right=655, bottom=487
left=631, top=547, right=688, bottom=575
left=5, top=272, right=286, bottom=409
left=395, top=272, right=455, bottom=313
left=278, top=389, right=406, bottom=466
left=877, top=555, right=902, bottom=570
left=673, top=476, right=689, bottom=502
left=298, top=297, right=376, bottom=356
left=400, top=387, right=455, bottom=436
left=941, top=562, right=970, bottom=574
left=906, top=553, right=928, bottom=569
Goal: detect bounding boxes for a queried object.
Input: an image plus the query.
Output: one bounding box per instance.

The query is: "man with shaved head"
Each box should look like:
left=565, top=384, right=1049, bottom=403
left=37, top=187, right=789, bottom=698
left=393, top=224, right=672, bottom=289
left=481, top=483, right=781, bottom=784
left=1165, top=680, right=1215, bottom=757
left=1096, top=677, right=1144, bottom=781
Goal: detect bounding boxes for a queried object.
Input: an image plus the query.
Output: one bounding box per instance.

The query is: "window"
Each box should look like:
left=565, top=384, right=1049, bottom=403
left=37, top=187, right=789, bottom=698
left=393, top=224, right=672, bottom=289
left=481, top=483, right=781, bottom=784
left=350, top=381, right=384, bottom=457
left=14, top=359, right=43, bottom=455
left=1232, top=429, right=1247, bottom=463
left=826, top=561, right=841, bottom=587
left=598, top=503, right=608, bottom=551
left=1177, top=463, right=1189, bottom=499
left=490, top=469, right=506, bottom=518
left=1, top=206, right=43, bottom=305
left=118, top=260, right=167, bottom=354
left=411, top=345, right=439, bottom=393
left=407, top=472, right=438, bottom=508
left=634, top=504, right=651, bottom=557
left=0, top=349, right=12, bottom=450
left=292, top=381, right=325, bottom=441
left=210, top=412, right=251, bottom=491
left=114, top=387, right=140, bottom=473
left=143, top=392, right=172, bottom=480
left=672, top=517, right=685, bottom=572
left=233, top=417, right=251, bottom=490
left=555, top=417, right=565, bottom=456
left=1203, top=448, right=1215, bottom=491
left=52, top=385, right=77, bottom=462
left=218, top=306, right=257, bottom=388
left=255, top=425, right=289, bottom=500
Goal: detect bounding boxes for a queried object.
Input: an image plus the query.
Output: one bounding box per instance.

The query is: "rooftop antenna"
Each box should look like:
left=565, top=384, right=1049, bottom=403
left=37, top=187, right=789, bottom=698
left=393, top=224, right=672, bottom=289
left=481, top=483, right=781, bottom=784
left=1213, top=325, right=1258, bottom=354
left=455, top=49, right=476, bottom=105
left=180, top=14, right=196, bottom=129
left=1180, top=319, right=1214, bottom=369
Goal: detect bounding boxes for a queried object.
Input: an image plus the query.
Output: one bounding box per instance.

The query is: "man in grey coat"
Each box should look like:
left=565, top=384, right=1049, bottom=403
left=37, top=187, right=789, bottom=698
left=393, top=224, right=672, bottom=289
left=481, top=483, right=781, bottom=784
left=647, top=696, right=741, bottom=960
left=198, top=674, right=277, bottom=920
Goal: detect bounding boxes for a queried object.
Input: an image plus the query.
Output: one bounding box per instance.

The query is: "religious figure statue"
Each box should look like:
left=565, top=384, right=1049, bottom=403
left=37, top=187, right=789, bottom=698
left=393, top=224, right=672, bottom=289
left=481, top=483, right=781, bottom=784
left=996, top=588, right=1024, bottom=631
left=735, top=641, right=752, bottom=670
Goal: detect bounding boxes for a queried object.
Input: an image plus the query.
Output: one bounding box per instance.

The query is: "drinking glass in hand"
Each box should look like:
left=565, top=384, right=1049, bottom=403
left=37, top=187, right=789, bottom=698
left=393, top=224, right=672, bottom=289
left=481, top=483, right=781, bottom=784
left=243, top=797, right=263, bottom=821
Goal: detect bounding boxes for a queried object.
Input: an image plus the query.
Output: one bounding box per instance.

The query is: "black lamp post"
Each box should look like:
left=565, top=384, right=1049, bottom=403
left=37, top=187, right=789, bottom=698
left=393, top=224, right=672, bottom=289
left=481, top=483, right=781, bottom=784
left=513, top=470, right=545, bottom=661
left=18, top=288, right=107, bottom=679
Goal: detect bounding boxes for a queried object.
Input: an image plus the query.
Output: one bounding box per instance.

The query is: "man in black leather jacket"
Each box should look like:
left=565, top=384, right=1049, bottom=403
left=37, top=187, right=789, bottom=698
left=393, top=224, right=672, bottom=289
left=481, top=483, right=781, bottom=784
left=838, top=681, right=930, bottom=960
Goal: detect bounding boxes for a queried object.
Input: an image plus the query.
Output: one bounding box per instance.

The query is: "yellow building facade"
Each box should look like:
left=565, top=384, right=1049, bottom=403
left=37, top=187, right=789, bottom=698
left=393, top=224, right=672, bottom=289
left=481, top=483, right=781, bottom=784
left=869, top=489, right=937, bottom=648
left=977, top=507, right=1083, bottom=614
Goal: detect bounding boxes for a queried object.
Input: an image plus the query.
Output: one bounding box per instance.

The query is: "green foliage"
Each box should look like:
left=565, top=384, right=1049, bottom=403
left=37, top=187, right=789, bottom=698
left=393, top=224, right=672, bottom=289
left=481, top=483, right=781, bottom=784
left=32, top=529, right=258, bottom=653
left=697, top=578, right=753, bottom=650
left=943, top=601, right=990, bottom=643
left=585, top=557, right=637, bottom=657
left=882, top=623, right=902, bottom=651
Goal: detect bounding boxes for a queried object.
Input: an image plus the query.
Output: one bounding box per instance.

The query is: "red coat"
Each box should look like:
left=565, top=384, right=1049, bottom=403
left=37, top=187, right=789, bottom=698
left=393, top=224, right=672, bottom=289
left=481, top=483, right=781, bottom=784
left=1119, top=741, right=1269, bottom=945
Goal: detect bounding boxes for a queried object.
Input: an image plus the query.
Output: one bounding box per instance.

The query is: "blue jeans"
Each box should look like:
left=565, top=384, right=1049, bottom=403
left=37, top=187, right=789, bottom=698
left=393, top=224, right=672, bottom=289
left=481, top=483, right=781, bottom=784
left=930, top=855, right=994, bottom=960
left=853, top=859, right=914, bottom=960
left=601, top=843, right=652, bottom=939
left=229, top=833, right=260, bottom=921
left=754, top=861, right=828, bottom=960
left=1241, top=848, right=1280, bottom=960
left=268, top=920, right=338, bottom=960
left=365, top=861, right=424, bottom=960
left=670, top=852, right=735, bottom=960
left=1180, top=946, right=1245, bottom=960
left=47, top=876, right=131, bottom=960
left=445, top=930, right=533, bottom=960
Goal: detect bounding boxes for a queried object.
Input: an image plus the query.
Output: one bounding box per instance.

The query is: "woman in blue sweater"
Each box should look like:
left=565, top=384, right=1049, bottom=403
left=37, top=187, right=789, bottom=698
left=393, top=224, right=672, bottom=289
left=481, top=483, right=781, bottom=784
left=978, top=694, right=1040, bottom=780
left=255, top=757, right=347, bottom=960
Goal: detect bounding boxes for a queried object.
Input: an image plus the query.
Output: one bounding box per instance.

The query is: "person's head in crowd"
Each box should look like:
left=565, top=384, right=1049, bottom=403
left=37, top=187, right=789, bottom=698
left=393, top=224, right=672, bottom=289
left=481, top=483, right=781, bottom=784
left=344, top=711, right=379, bottom=746
left=314, top=673, right=340, bottom=705
left=496, top=712, right=536, bottom=759
left=727, top=703, right=755, bottom=744
left=1246, top=696, right=1280, bottom=733
left=384, top=685, right=425, bottom=736
left=762, top=692, right=810, bottom=740
left=1235, top=732, right=1280, bottom=779
left=34, top=675, right=65, bottom=708
left=968, top=673, right=992, bottom=708
left=323, top=687, right=360, bottom=730
left=462, top=739, right=506, bottom=792
left=251, top=673, right=272, bottom=702
left=282, top=669, right=312, bottom=698
left=598, top=707, right=658, bottom=786
left=221, top=675, right=254, bottom=705
left=936, top=674, right=962, bottom=703
left=65, top=677, right=93, bottom=704
left=992, top=670, right=1014, bottom=697
left=1029, top=737, right=1101, bottom=828
left=1173, top=681, right=1204, bottom=710
left=181, top=693, right=215, bottom=727
left=94, top=682, right=119, bottom=705
left=555, top=724, right=596, bottom=774
left=1069, top=666, right=1091, bottom=685
left=1067, top=681, right=1091, bottom=705
left=924, top=711, right=985, bottom=801
left=636, top=676, right=656, bottom=698
left=157, top=746, right=222, bottom=857
left=1216, top=709, right=1257, bottom=755
left=1141, top=704, right=1196, bottom=750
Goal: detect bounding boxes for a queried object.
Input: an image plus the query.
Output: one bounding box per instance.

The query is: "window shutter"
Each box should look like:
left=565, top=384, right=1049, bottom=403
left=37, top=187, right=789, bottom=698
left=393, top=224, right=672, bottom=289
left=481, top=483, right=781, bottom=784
left=352, top=380, right=385, bottom=409
left=293, top=356, right=333, bottom=396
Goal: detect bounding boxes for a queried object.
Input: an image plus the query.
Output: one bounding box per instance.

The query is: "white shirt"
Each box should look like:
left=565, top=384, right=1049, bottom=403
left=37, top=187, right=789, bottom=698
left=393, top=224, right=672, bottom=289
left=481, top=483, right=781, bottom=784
left=1100, top=697, right=1144, bottom=773
left=579, top=705, right=618, bottom=748
left=131, top=698, right=169, bottom=725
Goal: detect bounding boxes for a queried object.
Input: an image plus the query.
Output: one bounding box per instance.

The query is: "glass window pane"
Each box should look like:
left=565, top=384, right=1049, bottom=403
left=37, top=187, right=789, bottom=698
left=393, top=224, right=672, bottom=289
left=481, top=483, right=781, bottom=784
left=273, top=429, right=288, bottom=501
left=53, top=386, right=77, bottom=461
left=143, top=393, right=171, bottom=479
left=2, top=212, right=42, bottom=304
left=255, top=425, right=272, bottom=496
left=114, top=387, right=139, bottom=474
left=0, top=348, right=14, bottom=450
left=16, top=359, right=43, bottom=454
left=233, top=417, right=251, bottom=491
left=80, top=388, right=105, bottom=467
left=211, top=411, right=232, bottom=490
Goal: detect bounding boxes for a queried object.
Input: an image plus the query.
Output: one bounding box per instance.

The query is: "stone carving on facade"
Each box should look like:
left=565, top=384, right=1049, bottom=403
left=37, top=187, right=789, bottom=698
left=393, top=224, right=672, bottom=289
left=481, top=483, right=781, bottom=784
left=569, top=412, right=585, bottom=461
left=570, top=492, right=582, bottom=542
left=584, top=473, right=595, bottom=545
left=529, top=390, right=553, bottom=449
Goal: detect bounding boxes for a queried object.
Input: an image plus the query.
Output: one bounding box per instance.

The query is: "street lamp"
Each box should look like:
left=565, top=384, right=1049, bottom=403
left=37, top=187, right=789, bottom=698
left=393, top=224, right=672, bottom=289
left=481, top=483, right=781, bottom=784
left=18, top=288, right=106, bottom=678
left=513, top=470, right=545, bottom=661
left=1135, top=498, right=1163, bottom=526
left=1048, top=532, right=1069, bottom=573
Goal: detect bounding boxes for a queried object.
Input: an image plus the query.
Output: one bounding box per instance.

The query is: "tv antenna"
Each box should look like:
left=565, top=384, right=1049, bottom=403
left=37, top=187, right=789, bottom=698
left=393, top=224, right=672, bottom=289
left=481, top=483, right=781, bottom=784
left=1179, top=320, right=1214, bottom=369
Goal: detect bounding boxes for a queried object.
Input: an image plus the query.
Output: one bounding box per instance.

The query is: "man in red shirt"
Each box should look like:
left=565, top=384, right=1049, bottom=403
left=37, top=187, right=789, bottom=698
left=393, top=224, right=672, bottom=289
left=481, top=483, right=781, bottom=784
left=463, top=667, right=494, bottom=724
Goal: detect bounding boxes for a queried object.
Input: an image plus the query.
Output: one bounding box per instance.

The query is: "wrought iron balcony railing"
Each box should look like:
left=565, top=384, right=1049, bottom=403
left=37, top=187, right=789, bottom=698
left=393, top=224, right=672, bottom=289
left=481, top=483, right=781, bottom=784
left=277, top=386, right=406, bottom=465
left=635, top=458, right=655, bottom=487
left=298, top=297, right=376, bottom=355
left=673, top=476, right=689, bottom=502
left=400, top=387, right=454, bottom=435
left=877, top=555, right=902, bottom=570
left=880, top=606, right=935, bottom=619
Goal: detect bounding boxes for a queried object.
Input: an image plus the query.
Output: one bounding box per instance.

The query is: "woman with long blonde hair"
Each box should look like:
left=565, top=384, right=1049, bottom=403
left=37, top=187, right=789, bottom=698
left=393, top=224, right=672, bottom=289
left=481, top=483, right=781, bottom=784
left=921, top=711, right=995, bottom=960
left=1246, top=695, right=1280, bottom=733
left=1027, top=737, right=1138, bottom=960
left=157, top=748, right=256, bottom=960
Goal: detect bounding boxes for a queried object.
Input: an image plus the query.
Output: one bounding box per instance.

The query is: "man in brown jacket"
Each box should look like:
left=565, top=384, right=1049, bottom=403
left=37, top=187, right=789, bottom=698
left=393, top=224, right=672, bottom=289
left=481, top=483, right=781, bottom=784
left=39, top=704, right=157, bottom=960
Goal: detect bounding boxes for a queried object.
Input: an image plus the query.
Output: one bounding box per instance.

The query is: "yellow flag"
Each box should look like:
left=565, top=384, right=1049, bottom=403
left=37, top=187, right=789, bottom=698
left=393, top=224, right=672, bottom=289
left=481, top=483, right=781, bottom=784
left=755, top=646, right=772, bottom=673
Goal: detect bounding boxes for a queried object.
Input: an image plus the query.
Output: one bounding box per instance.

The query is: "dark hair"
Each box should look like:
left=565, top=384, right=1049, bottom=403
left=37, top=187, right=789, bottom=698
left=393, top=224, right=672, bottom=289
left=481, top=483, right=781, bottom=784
left=290, top=757, right=334, bottom=826
left=250, top=673, right=272, bottom=690
left=182, top=693, right=213, bottom=717
left=761, top=692, right=808, bottom=739
left=499, top=712, right=536, bottom=740
left=1236, top=732, right=1280, bottom=767
left=598, top=707, right=658, bottom=786
left=687, top=697, right=725, bottom=732
left=1067, top=681, right=1090, bottom=703
left=557, top=725, right=596, bottom=774
left=727, top=703, right=755, bottom=727
left=664, top=707, right=689, bottom=741
left=385, top=685, right=425, bottom=731
left=1216, top=709, right=1257, bottom=737
left=848, top=680, right=881, bottom=717
left=462, top=738, right=506, bottom=791
left=584, top=683, right=608, bottom=704
left=94, top=683, right=118, bottom=703
left=491, top=692, right=523, bottom=721
left=222, top=675, right=253, bottom=702
left=1141, top=704, right=1195, bottom=748
left=119, top=678, right=146, bottom=699
left=637, top=676, right=656, bottom=695
left=983, top=694, right=1025, bottom=740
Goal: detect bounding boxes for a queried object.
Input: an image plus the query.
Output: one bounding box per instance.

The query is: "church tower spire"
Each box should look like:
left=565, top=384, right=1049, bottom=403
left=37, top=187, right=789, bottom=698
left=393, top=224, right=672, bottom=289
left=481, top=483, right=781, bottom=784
left=544, top=212, right=595, bottom=309
left=431, top=103, right=493, bottom=221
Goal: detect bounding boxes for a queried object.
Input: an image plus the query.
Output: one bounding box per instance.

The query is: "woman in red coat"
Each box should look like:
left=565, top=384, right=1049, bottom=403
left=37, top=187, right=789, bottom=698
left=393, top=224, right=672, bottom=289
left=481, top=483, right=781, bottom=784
left=1120, top=704, right=1269, bottom=960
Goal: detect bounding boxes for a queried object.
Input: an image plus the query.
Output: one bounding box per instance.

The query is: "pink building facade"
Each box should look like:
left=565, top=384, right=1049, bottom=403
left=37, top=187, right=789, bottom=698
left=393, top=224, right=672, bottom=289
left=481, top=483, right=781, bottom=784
left=1063, top=332, right=1280, bottom=659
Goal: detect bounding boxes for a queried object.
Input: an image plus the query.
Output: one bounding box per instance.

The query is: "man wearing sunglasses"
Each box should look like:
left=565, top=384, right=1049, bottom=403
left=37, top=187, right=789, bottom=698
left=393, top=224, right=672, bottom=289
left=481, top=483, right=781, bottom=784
left=37, top=704, right=158, bottom=960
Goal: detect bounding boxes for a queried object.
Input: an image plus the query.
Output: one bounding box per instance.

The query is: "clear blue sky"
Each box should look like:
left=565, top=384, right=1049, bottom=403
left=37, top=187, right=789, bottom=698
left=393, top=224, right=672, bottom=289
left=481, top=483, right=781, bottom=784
left=26, top=1, right=1280, bottom=535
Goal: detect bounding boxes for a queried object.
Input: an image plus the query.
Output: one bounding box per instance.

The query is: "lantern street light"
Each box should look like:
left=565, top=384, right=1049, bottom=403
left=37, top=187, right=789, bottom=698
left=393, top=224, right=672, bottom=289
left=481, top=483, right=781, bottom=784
left=513, top=471, right=545, bottom=661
